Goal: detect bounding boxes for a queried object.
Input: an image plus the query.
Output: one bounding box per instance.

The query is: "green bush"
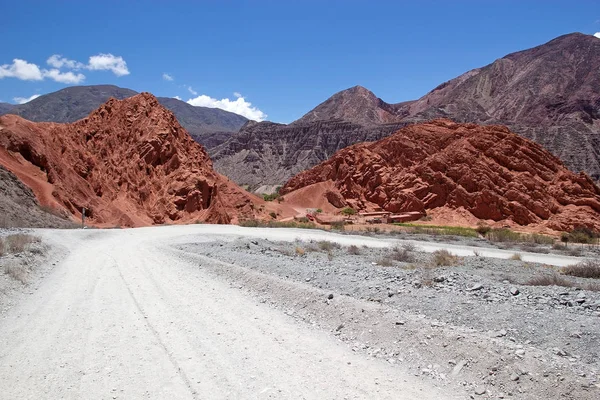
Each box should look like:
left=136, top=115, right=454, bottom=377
left=341, top=207, right=357, bottom=216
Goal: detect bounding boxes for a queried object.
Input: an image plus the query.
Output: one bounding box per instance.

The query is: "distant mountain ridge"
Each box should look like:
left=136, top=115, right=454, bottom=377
left=212, top=32, right=600, bottom=188
left=0, top=85, right=248, bottom=148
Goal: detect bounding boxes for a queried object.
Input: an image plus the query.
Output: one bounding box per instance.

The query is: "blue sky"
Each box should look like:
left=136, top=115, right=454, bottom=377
left=1, top=1, right=599, bottom=122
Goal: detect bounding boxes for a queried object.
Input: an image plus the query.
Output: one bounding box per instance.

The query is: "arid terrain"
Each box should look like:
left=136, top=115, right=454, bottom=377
left=1, top=225, right=599, bottom=399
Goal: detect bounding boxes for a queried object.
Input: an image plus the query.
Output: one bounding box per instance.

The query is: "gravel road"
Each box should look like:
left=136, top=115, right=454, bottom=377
left=0, top=226, right=468, bottom=400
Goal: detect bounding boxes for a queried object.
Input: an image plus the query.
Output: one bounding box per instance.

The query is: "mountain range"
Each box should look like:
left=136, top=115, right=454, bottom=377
left=0, top=85, right=248, bottom=148
left=213, top=32, right=600, bottom=188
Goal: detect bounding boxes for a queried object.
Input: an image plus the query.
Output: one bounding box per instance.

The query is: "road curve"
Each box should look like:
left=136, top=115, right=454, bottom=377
left=0, top=226, right=461, bottom=400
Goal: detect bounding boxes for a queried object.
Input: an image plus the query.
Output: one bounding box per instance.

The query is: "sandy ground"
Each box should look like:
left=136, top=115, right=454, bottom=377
left=0, top=226, right=475, bottom=400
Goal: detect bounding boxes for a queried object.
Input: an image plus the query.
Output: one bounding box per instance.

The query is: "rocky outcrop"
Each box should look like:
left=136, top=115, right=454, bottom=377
left=0, top=93, right=262, bottom=227
left=281, top=120, right=600, bottom=232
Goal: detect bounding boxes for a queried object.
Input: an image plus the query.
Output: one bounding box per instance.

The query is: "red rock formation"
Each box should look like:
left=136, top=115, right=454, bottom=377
left=0, top=93, right=262, bottom=227
left=281, top=120, right=600, bottom=232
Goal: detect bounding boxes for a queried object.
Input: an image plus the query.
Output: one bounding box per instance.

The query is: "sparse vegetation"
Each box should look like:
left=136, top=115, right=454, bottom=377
left=295, top=246, right=306, bottom=256
left=475, top=222, right=492, bottom=236
left=347, top=245, right=361, bottom=255
left=510, top=253, right=523, bottom=261
left=561, top=227, right=599, bottom=245
left=341, top=207, right=356, bottom=216
left=562, top=260, right=600, bottom=279
left=318, top=240, right=340, bottom=252
left=526, top=273, right=574, bottom=288
left=0, top=234, right=40, bottom=254
left=263, top=193, right=280, bottom=202
left=390, top=244, right=415, bottom=262
left=330, top=221, right=346, bottom=231
left=315, top=208, right=323, bottom=213
left=432, top=249, right=459, bottom=266
left=239, top=219, right=317, bottom=229
left=376, top=257, right=394, bottom=267
left=393, top=223, right=478, bottom=237
left=486, top=228, right=522, bottom=242
left=4, top=263, right=28, bottom=284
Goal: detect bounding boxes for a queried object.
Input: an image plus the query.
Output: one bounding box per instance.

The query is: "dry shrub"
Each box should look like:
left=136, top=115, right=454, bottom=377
left=527, top=273, right=575, bottom=288
left=432, top=249, right=458, bottom=266
left=510, top=253, right=523, bottom=261
left=4, top=264, right=28, bottom=284
left=377, top=257, right=394, bottom=267
left=305, top=244, right=320, bottom=252
left=568, top=247, right=583, bottom=257
left=318, top=241, right=340, bottom=252
left=0, top=239, right=5, bottom=256
left=5, top=234, right=39, bottom=254
left=327, top=251, right=334, bottom=261
left=391, top=244, right=415, bottom=262
left=347, top=245, right=361, bottom=255
left=562, top=260, right=600, bottom=279
left=295, top=246, right=305, bottom=256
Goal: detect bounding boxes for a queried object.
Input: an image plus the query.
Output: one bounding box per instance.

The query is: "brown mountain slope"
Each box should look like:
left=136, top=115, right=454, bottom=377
left=294, top=85, right=410, bottom=125
left=281, top=120, right=600, bottom=232
left=0, top=93, right=264, bottom=227
left=406, top=32, right=600, bottom=180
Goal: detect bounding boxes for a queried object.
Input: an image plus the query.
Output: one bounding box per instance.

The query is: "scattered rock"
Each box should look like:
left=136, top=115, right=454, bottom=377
left=510, top=287, right=520, bottom=296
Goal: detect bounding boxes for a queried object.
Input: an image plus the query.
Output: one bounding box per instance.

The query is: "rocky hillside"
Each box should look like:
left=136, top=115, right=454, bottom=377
left=211, top=119, right=406, bottom=190
left=0, top=166, right=76, bottom=228
left=214, top=33, right=600, bottom=187
left=0, top=103, right=14, bottom=114
left=0, top=93, right=263, bottom=227
left=0, top=85, right=248, bottom=147
left=282, top=120, right=600, bottom=232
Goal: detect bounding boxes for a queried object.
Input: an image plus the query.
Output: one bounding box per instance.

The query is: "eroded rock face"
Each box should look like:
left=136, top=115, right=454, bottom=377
left=0, top=93, right=259, bottom=226
left=282, top=120, right=600, bottom=231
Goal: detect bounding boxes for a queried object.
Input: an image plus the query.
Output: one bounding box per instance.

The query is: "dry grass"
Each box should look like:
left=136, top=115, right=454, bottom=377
left=432, top=249, right=459, bottom=266
left=526, top=272, right=600, bottom=291
left=347, top=245, right=361, bottom=255
left=377, top=257, right=394, bottom=267
left=562, top=260, right=600, bottom=279
left=4, top=264, right=28, bottom=284
left=391, top=244, right=416, bottom=263
left=0, top=234, right=40, bottom=255
left=510, top=253, right=523, bottom=261
left=318, top=241, right=340, bottom=252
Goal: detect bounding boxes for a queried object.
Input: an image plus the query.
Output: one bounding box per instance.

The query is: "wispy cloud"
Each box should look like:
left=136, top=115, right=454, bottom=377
left=163, top=73, right=174, bottom=81
left=187, top=92, right=266, bottom=121
left=13, top=94, right=41, bottom=104
left=187, top=86, right=198, bottom=96
left=47, top=55, right=84, bottom=70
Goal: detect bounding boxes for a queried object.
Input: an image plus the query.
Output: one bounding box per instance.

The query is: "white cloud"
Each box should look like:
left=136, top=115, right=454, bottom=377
left=87, top=53, right=129, bottom=76
left=163, top=73, right=174, bottom=81
left=0, top=59, right=43, bottom=80
left=174, top=95, right=182, bottom=100
left=187, top=86, right=198, bottom=96
left=233, top=92, right=242, bottom=98
left=42, top=69, right=85, bottom=84
left=594, top=32, right=600, bottom=38
left=47, top=54, right=84, bottom=69
left=13, top=94, right=41, bottom=104
left=187, top=93, right=267, bottom=121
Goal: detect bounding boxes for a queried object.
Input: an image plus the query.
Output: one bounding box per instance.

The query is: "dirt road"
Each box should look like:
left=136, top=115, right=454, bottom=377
left=0, top=226, right=463, bottom=399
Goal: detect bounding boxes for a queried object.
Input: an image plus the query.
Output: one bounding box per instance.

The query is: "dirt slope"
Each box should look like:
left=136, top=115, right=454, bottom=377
left=0, top=165, right=76, bottom=228
left=0, top=93, right=264, bottom=227
left=282, top=119, right=600, bottom=232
